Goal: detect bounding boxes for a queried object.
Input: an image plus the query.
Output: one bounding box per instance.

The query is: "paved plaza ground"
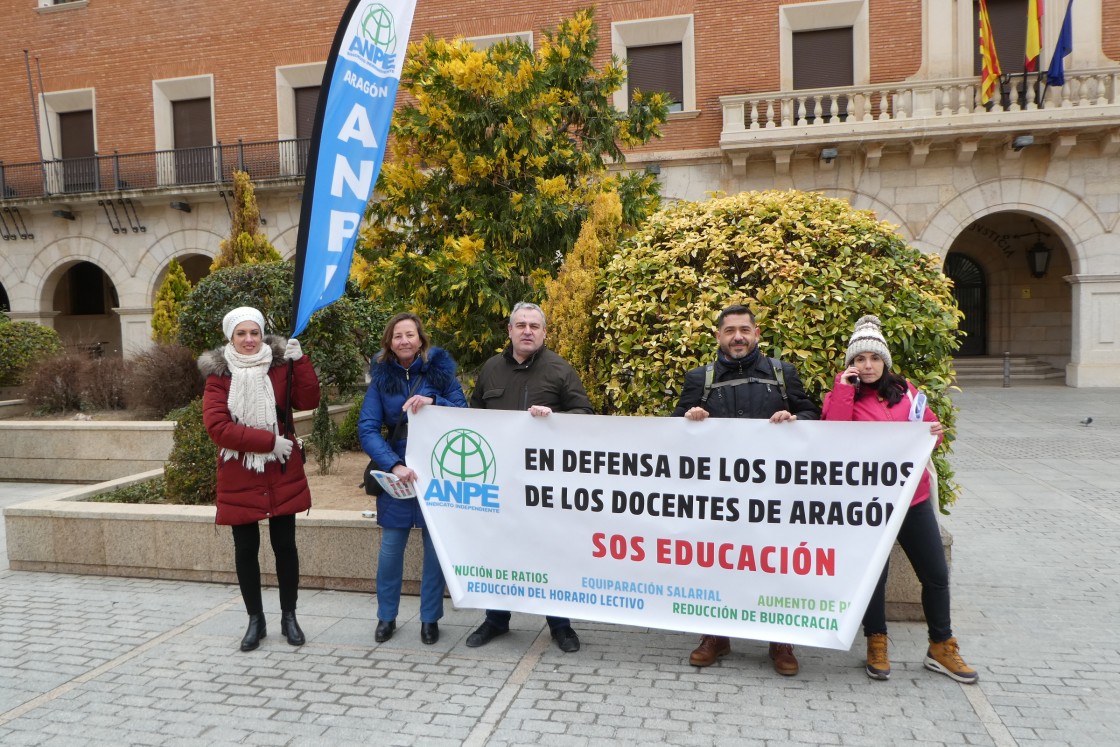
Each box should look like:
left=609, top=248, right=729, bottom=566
left=1, top=385, right=1118, bottom=746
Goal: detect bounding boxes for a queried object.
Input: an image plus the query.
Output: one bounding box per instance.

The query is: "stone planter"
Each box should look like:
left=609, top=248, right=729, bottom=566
left=3, top=469, right=948, bottom=616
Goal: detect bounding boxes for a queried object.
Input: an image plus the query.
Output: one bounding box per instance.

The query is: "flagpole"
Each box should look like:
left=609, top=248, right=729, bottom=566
left=1037, top=2, right=1046, bottom=107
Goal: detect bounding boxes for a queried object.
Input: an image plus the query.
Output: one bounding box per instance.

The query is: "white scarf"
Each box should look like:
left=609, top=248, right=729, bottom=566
left=221, top=342, right=278, bottom=473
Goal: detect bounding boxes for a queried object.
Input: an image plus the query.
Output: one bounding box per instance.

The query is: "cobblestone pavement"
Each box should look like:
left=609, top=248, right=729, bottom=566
left=2, top=385, right=1118, bottom=746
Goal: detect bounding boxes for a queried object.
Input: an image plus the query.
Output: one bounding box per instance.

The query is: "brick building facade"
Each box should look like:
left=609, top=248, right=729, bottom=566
left=2, top=0, right=1118, bottom=384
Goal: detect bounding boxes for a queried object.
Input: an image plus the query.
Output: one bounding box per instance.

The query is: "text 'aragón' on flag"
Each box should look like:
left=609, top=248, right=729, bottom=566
left=290, top=0, right=418, bottom=336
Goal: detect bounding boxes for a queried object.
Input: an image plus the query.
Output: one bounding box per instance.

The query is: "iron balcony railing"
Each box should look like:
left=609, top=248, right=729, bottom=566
left=0, top=138, right=312, bottom=201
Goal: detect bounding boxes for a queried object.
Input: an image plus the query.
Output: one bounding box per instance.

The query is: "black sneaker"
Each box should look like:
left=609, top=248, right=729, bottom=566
left=551, top=625, right=580, bottom=653
left=465, top=621, right=507, bottom=648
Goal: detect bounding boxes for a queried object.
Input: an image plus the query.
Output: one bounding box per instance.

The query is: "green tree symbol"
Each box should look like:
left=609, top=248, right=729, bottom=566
left=432, top=430, right=496, bottom=483
left=360, top=4, right=397, bottom=54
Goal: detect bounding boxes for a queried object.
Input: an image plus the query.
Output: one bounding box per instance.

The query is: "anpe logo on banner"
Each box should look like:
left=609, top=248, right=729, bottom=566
left=347, top=2, right=398, bottom=74
left=425, top=429, right=501, bottom=512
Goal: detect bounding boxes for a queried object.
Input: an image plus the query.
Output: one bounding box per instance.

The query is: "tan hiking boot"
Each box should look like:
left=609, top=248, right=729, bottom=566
left=689, top=635, right=731, bottom=666
left=768, top=642, right=799, bottom=676
left=865, top=633, right=890, bottom=680
left=924, top=637, right=979, bottom=684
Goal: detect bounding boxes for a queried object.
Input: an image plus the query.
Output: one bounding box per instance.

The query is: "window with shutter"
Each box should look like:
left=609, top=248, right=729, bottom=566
left=792, top=27, right=854, bottom=122
left=172, top=98, right=213, bottom=185
left=627, top=43, right=684, bottom=113
left=59, top=109, right=96, bottom=193
left=294, top=86, right=319, bottom=169
left=973, top=0, right=1032, bottom=109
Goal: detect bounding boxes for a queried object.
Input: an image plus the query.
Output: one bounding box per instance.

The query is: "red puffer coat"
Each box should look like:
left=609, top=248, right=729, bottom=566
left=199, top=337, right=320, bottom=525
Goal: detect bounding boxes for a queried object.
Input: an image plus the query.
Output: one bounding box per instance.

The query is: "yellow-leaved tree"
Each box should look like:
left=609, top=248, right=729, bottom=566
left=355, top=10, right=668, bottom=374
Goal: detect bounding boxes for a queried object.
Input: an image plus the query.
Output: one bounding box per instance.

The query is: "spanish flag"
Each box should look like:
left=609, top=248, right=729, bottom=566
left=1025, top=0, right=1044, bottom=72
left=978, top=0, right=1003, bottom=105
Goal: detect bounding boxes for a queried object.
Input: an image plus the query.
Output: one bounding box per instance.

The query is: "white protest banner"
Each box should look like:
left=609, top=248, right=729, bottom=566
left=407, top=407, right=936, bottom=650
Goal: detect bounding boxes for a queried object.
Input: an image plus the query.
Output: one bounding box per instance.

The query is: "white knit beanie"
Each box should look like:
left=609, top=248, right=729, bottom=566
left=844, top=314, right=892, bottom=370
left=222, top=307, right=266, bottom=341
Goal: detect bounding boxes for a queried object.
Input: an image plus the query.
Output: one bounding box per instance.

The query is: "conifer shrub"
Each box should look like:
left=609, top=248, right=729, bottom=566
left=151, top=258, right=192, bottom=344
left=336, top=392, right=365, bottom=451
left=164, top=398, right=218, bottom=505
left=542, top=191, right=623, bottom=412
left=306, top=399, right=341, bottom=475
left=592, top=189, right=963, bottom=507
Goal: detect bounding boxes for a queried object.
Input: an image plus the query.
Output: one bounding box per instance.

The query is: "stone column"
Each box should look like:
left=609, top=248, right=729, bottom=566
left=115, top=307, right=155, bottom=359
left=1066, top=274, right=1120, bottom=387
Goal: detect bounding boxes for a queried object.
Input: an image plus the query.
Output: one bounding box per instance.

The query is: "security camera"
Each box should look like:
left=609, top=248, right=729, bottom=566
left=1011, top=135, right=1034, bottom=151
left=820, top=147, right=839, bottom=164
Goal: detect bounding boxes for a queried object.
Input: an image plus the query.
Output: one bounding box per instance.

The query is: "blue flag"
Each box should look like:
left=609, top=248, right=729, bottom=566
left=1046, top=0, right=1074, bottom=87
left=291, top=0, right=418, bottom=336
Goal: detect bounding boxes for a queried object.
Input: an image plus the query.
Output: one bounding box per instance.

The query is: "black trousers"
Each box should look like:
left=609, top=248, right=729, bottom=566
left=862, top=498, right=953, bottom=642
left=231, top=514, right=299, bottom=615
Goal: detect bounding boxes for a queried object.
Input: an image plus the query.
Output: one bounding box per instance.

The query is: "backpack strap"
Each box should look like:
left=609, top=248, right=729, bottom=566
left=699, top=363, right=716, bottom=406
left=769, top=357, right=789, bottom=408
left=700, top=359, right=790, bottom=408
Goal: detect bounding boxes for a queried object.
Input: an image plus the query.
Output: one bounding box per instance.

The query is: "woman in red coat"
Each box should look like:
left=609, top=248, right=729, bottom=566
left=821, top=315, right=977, bottom=685
left=199, top=307, right=320, bottom=652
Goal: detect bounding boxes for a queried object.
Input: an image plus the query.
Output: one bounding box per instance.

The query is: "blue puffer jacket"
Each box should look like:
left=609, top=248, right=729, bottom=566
left=357, top=346, right=467, bottom=528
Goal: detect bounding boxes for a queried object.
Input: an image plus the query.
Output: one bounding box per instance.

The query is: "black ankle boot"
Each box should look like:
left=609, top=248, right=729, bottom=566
left=240, top=613, right=266, bottom=651
left=281, top=610, right=305, bottom=646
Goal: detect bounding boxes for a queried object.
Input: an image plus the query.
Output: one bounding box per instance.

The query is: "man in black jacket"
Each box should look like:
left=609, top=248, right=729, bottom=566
left=672, top=304, right=820, bottom=675
left=464, top=302, right=593, bottom=653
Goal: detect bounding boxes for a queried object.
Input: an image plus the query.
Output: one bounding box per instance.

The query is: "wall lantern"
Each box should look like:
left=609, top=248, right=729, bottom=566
left=1027, top=240, right=1052, bottom=279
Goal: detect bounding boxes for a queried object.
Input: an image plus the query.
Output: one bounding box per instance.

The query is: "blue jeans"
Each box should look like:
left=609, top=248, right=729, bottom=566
left=377, top=527, right=445, bottom=624
left=863, top=498, right=952, bottom=642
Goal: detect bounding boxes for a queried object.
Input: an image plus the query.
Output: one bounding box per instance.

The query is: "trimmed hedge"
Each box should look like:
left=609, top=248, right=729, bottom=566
left=0, top=321, right=63, bottom=386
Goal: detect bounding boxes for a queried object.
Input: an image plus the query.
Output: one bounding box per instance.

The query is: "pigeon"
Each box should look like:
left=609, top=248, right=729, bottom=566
left=1080, top=417, right=1093, bottom=426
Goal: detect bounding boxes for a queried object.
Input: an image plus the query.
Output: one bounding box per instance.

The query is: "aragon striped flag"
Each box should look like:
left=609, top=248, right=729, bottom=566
left=290, top=0, right=418, bottom=337
left=1025, top=0, right=1044, bottom=72
left=978, top=0, right=1003, bottom=105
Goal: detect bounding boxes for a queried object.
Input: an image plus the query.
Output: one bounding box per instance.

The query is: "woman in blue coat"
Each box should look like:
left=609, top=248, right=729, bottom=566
left=358, top=312, right=467, bottom=645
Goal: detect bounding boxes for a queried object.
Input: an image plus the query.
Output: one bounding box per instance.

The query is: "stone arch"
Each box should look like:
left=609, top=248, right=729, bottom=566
left=133, top=228, right=222, bottom=289
left=29, top=237, right=131, bottom=312
left=149, top=252, right=214, bottom=304
left=916, top=178, right=1104, bottom=275
left=271, top=224, right=299, bottom=260
left=821, top=188, right=915, bottom=241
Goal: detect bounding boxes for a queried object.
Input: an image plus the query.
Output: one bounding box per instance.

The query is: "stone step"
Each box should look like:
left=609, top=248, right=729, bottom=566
left=952, top=356, right=1065, bottom=383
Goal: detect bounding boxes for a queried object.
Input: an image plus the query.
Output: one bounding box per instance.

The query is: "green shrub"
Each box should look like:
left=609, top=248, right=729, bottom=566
left=177, top=262, right=384, bottom=394
left=306, top=399, right=341, bottom=475
left=593, top=189, right=962, bottom=508
left=164, top=398, right=217, bottom=505
left=87, top=477, right=168, bottom=504
left=337, top=392, right=365, bottom=451
left=128, top=343, right=203, bottom=418
left=0, top=321, right=63, bottom=386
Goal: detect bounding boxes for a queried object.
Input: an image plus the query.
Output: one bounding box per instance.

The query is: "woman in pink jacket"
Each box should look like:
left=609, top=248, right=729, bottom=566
left=821, top=315, right=977, bottom=685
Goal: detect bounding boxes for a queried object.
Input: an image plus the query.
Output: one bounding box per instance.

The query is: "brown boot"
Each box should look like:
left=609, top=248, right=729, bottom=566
left=924, top=637, right=978, bottom=684
left=769, top=642, right=799, bottom=676
left=865, top=633, right=891, bottom=680
left=689, top=635, right=731, bottom=666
